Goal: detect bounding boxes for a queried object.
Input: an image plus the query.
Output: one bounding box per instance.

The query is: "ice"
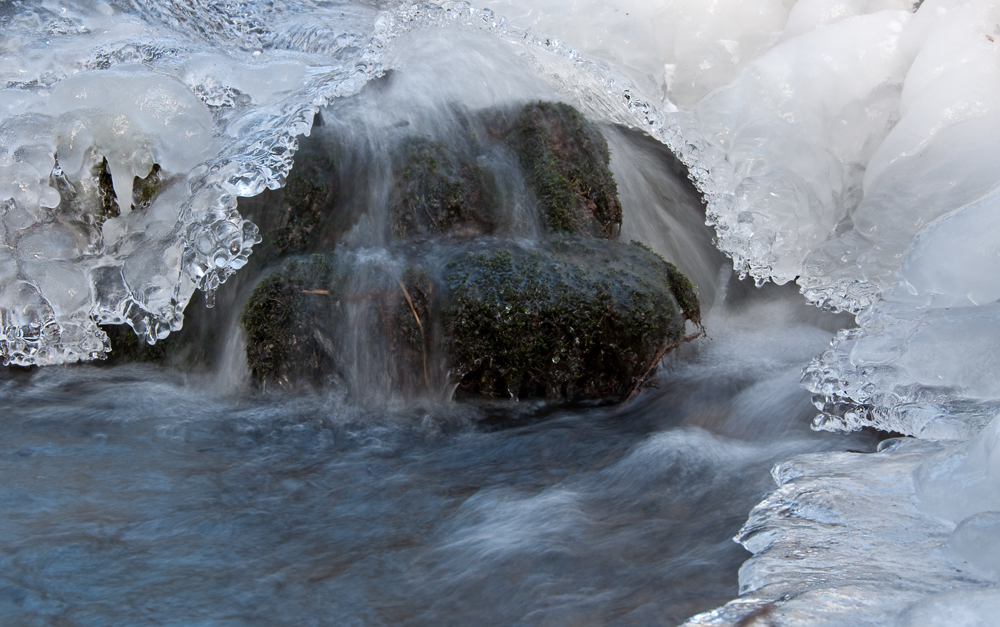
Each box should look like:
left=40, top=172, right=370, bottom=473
left=682, top=437, right=993, bottom=626
left=0, top=0, right=383, bottom=364
left=949, top=514, right=1000, bottom=580
left=898, top=184, right=1000, bottom=309
left=3, top=0, right=1000, bottom=622
left=689, top=7, right=916, bottom=287
left=914, top=413, right=1000, bottom=525
left=896, top=588, right=1000, bottom=627
left=48, top=66, right=215, bottom=208
left=481, top=0, right=794, bottom=107
left=782, top=0, right=917, bottom=40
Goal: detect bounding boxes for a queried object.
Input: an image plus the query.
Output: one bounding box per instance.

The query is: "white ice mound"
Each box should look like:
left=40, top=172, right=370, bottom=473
left=693, top=0, right=1000, bottom=437
left=48, top=66, right=214, bottom=208
left=915, top=413, right=1000, bottom=524
left=692, top=8, right=913, bottom=288
left=678, top=0, right=999, bottom=307
left=0, top=0, right=386, bottom=365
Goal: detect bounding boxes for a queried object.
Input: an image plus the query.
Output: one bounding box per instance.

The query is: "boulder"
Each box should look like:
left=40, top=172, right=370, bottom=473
left=390, top=138, right=498, bottom=240
left=241, top=238, right=699, bottom=401
left=442, top=238, right=695, bottom=400
left=499, top=101, right=622, bottom=238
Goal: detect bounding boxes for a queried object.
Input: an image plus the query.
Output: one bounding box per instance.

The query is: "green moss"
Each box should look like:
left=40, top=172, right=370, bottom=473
left=241, top=255, right=343, bottom=385
left=628, top=240, right=702, bottom=328
left=504, top=102, right=623, bottom=238
left=392, top=140, right=497, bottom=240
left=665, top=263, right=701, bottom=328
left=441, top=239, right=684, bottom=400
left=240, top=239, right=700, bottom=399
left=274, top=157, right=337, bottom=254
left=242, top=272, right=295, bottom=383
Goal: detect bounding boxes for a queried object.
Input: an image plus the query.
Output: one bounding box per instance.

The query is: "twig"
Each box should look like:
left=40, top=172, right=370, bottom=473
left=398, top=277, right=430, bottom=389
left=621, top=327, right=706, bottom=401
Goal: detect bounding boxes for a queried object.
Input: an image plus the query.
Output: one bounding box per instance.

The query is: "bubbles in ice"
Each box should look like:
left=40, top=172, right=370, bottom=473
left=0, top=0, right=382, bottom=364
left=48, top=65, right=214, bottom=209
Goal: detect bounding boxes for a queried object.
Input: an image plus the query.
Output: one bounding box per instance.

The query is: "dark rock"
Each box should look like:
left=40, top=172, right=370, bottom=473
left=93, top=157, right=166, bottom=220
left=242, top=255, right=346, bottom=387
left=95, top=157, right=121, bottom=222
left=237, top=144, right=344, bottom=264
left=442, top=238, right=688, bottom=400
left=390, top=139, right=498, bottom=240
left=499, top=101, right=622, bottom=238
left=97, top=290, right=218, bottom=369
left=271, top=156, right=339, bottom=255
left=105, top=96, right=703, bottom=405
left=242, top=238, right=697, bottom=401
left=131, top=163, right=163, bottom=211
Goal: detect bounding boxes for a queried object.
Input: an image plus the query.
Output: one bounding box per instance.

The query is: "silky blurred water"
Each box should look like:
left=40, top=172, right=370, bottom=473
left=0, top=276, right=873, bottom=627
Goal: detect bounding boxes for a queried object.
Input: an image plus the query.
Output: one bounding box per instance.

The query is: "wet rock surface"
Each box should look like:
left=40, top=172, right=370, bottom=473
left=240, top=237, right=697, bottom=400
left=237, top=100, right=700, bottom=401
left=441, top=239, right=692, bottom=400
left=99, top=97, right=702, bottom=403
left=498, top=101, right=622, bottom=238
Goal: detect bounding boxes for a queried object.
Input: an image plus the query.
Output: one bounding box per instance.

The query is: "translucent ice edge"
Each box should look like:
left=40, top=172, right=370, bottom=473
left=682, top=435, right=1000, bottom=626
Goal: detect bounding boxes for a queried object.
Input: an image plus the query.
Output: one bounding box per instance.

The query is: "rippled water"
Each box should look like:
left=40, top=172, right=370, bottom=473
left=0, top=278, right=873, bottom=626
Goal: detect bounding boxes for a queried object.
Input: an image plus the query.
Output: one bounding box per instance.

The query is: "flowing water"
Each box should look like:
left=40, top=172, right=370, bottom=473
left=0, top=280, right=873, bottom=626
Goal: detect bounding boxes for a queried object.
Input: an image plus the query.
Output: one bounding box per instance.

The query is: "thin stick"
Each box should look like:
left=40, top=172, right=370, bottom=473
left=622, top=328, right=706, bottom=401
left=398, top=278, right=430, bottom=389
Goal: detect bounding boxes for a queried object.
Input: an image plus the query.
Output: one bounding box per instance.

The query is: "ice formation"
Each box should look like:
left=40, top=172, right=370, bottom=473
left=0, top=0, right=381, bottom=365
left=3, top=0, right=1000, bottom=623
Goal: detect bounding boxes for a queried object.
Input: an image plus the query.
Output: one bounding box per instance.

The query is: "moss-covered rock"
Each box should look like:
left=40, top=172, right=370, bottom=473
left=442, top=238, right=684, bottom=400
left=235, top=134, right=352, bottom=269
left=99, top=322, right=172, bottom=365
left=272, top=156, right=338, bottom=255
left=241, top=255, right=346, bottom=387
left=241, top=238, right=696, bottom=401
left=629, top=240, right=702, bottom=328
left=391, top=139, right=497, bottom=240
left=232, top=100, right=700, bottom=402
left=501, top=101, right=622, bottom=238
left=384, top=101, right=622, bottom=242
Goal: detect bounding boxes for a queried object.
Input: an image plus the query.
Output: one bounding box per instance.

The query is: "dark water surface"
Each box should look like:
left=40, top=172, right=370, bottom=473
left=0, top=279, right=872, bottom=627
